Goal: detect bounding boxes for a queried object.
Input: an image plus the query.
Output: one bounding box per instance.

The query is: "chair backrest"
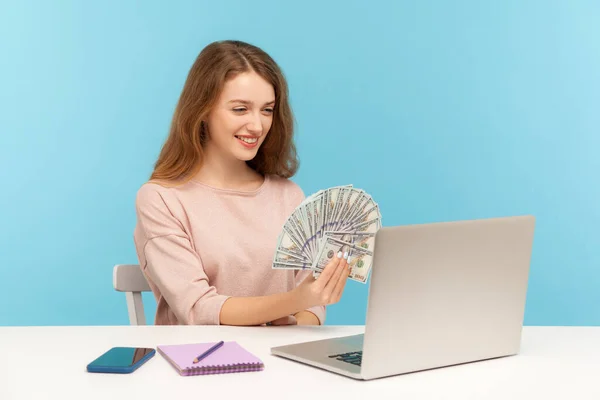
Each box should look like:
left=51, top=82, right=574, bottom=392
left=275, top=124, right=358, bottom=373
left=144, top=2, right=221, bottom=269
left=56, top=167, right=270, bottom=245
left=113, top=264, right=151, bottom=325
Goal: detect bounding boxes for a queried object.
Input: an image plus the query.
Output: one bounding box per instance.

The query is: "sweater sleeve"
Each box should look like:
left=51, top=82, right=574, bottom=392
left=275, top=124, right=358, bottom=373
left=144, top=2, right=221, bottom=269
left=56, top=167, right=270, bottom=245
left=135, top=184, right=230, bottom=325
left=288, top=181, right=327, bottom=325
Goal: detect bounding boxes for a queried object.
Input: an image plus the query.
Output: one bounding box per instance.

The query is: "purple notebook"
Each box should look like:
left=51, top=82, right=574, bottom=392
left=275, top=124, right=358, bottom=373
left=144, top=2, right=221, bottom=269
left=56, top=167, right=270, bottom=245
left=157, top=341, right=264, bottom=376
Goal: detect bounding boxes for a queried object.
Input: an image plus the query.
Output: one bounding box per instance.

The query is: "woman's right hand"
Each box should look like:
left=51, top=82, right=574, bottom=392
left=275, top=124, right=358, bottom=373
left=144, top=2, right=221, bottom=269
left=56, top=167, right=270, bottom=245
left=294, top=251, right=350, bottom=309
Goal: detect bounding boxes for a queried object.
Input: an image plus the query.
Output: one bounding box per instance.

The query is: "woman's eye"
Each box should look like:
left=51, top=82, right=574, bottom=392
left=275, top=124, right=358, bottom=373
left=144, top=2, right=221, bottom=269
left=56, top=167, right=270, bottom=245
left=232, top=107, right=273, bottom=114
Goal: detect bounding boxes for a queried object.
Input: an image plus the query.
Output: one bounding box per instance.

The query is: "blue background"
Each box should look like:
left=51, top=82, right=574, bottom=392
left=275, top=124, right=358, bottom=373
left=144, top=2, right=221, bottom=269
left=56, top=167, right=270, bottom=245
left=1, top=1, right=598, bottom=326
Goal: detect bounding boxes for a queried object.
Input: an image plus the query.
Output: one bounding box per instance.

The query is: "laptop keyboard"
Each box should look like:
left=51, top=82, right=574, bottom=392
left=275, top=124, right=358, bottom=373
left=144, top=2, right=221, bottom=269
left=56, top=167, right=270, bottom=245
left=328, top=351, right=362, bottom=366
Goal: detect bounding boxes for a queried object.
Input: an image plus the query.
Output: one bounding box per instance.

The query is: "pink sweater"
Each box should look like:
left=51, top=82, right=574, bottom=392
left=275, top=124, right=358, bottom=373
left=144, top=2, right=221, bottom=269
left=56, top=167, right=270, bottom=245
left=133, top=174, right=325, bottom=325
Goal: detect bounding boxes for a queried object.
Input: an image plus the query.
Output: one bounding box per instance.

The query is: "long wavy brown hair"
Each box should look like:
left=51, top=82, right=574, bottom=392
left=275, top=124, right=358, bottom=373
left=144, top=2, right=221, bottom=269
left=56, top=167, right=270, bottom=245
left=149, top=40, right=299, bottom=184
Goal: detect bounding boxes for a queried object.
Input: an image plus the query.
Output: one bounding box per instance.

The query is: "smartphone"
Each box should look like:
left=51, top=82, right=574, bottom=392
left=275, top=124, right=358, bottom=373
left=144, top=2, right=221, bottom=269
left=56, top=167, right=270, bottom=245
left=86, top=347, right=155, bottom=374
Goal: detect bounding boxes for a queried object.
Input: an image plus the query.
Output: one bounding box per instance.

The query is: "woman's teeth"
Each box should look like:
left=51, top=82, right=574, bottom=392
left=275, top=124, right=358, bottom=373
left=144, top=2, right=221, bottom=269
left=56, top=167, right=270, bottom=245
left=236, top=136, right=257, bottom=144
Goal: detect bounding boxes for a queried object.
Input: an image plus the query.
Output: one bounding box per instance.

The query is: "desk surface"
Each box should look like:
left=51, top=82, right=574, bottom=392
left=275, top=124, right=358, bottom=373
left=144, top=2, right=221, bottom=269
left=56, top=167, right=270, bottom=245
left=1, top=325, right=599, bottom=400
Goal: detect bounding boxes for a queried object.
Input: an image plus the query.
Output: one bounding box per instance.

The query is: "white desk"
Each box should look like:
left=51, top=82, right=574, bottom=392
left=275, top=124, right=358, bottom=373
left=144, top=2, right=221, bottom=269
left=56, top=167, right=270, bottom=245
left=0, top=325, right=598, bottom=400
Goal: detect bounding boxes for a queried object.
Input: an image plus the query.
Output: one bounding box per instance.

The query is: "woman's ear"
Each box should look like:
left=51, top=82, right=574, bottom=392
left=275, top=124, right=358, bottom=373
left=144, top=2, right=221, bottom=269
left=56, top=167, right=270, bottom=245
left=200, top=120, right=209, bottom=142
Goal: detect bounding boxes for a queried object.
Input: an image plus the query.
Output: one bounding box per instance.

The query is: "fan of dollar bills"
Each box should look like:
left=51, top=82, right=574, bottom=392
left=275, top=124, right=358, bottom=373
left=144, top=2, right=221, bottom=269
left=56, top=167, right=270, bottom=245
left=272, top=184, right=382, bottom=284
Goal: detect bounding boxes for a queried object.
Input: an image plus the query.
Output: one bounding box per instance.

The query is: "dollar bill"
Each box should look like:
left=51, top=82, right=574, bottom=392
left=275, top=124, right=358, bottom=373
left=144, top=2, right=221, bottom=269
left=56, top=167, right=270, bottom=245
left=312, top=236, right=372, bottom=270
left=343, top=195, right=380, bottom=230
left=323, top=231, right=376, bottom=253
left=274, top=248, right=310, bottom=264
left=304, top=202, right=317, bottom=258
left=346, top=246, right=373, bottom=283
left=311, top=236, right=352, bottom=272
left=315, top=193, right=324, bottom=242
left=324, top=185, right=352, bottom=232
left=321, top=237, right=373, bottom=284
left=324, top=187, right=338, bottom=232
left=311, top=236, right=374, bottom=283
left=343, top=191, right=370, bottom=225
left=344, top=216, right=382, bottom=234
left=335, top=188, right=364, bottom=231
left=347, top=204, right=380, bottom=227
left=285, top=213, right=310, bottom=256
left=333, top=187, right=350, bottom=231
left=335, top=187, right=352, bottom=230
left=272, top=184, right=379, bottom=284
left=276, top=226, right=305, bottom=259
left=272, top=260, right=313, bottom=270
left=323, top=188, right=331, bottom=235
left=324, top=230, right=376, bottom=237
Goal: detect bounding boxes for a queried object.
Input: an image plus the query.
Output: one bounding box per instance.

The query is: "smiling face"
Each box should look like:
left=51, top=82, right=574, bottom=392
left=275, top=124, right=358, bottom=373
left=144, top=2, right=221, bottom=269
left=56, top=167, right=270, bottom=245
left=204, top=71, right=276, bottom=163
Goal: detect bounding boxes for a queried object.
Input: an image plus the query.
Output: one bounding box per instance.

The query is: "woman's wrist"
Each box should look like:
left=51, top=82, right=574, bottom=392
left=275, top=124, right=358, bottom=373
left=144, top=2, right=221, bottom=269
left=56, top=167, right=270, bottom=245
left=294, top=310, right=320, bottom=325
left=289, top=285, right=312, bottom=312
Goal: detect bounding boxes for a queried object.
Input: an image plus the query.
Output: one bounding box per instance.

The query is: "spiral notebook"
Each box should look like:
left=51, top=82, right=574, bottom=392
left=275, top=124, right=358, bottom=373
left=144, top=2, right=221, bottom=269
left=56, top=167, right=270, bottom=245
left=157, top=341, right=264, bottom=376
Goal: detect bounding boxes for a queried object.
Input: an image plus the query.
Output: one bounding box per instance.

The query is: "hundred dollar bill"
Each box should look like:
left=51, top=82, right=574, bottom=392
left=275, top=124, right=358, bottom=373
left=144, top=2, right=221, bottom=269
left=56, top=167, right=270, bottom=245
left=344, top=202, right=381, bottom=231
left=324, top=187, right=339, bottom=232
left=314, top=236, right=373, bottom=267
left=272, top=261, right=313, bottom=270
left=304, top=202, right=317, bottom=258
left=342, top=191, right=371, bottom=227
left=311, top=236, right=373, bottom=283
left=355, top=204, right=381, bottom=224
left=335, top=188, right=364, bottom=231
left=345, top=246, right=373, bottom=283
left=312, top=236, right=352, bottom=271
left=312, top=194, right=322, bottom=246
left=342, top=216, right=382, bottom=234
left=285, top=213, right=311, bottom=257
left=323, top=185, right=352, bottom=232
left=275, top=227, right=305, bottom=260
left=273, top=248, right=310, bottom=264
left=323, top=231, right=376, bottom=253
left=332, top=186, right=350, bottom=231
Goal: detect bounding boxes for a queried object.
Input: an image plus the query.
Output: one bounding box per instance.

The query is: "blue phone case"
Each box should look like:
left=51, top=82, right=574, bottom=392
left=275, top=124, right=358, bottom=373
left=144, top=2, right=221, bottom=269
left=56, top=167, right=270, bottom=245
left=86, top=348, right=156, bottom=374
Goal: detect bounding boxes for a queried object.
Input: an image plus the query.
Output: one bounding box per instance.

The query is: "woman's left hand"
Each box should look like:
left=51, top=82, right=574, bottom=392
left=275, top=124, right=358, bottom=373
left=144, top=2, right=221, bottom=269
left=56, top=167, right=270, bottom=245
left=266, top=315, right=298, bottom=326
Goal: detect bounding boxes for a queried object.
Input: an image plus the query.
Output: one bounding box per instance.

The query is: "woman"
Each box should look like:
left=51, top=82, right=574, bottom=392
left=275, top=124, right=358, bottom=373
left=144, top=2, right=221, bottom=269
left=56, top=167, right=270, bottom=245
left=133, top=40, right=350, bottom=326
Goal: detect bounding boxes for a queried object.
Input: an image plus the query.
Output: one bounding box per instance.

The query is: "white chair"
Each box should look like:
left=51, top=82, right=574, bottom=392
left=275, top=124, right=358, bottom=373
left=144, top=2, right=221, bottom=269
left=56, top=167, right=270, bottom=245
left=113, top=264, right=151, bottom=325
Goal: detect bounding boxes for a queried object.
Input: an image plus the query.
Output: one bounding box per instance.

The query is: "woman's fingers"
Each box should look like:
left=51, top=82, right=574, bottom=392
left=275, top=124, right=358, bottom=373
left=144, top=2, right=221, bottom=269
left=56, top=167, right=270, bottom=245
left=318, top=251, right=342, bottom=287
left=332, top=256, right=351, bottom=302
left=268, top=315, right=297, bottom=326
left=324, top=252, right=348, bottom=297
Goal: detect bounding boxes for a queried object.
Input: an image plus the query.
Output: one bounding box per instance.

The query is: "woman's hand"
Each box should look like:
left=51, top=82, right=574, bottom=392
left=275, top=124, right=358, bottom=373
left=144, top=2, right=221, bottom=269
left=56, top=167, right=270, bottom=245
left=266, top=315, right=298, bottom=326
left=293, top=251, right=350, bottom=310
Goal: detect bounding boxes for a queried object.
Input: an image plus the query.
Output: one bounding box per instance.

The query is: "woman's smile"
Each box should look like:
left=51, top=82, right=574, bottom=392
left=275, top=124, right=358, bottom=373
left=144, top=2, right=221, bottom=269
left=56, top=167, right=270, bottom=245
left=235, top=134, right=260, bottom=148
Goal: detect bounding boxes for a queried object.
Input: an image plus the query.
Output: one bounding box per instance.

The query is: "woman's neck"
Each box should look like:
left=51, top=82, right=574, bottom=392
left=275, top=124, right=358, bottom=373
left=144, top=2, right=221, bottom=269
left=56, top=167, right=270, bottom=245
left=193, top=148, right=263, bottom=190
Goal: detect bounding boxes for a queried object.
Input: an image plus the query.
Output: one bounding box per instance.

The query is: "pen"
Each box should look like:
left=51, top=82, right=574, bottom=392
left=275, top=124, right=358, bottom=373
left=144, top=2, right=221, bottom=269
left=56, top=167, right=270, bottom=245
left=193, top=340, right=224, bottom=363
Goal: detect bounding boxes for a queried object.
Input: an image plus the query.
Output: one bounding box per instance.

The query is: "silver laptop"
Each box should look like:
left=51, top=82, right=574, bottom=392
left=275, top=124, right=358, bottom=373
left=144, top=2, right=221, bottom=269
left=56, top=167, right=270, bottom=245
left=271, top=215, right=536, bottom=380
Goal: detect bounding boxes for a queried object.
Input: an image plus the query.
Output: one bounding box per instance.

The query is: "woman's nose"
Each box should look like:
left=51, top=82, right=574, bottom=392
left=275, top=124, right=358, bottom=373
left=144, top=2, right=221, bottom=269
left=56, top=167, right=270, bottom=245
left=246, top=113, right=263, bottom=134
